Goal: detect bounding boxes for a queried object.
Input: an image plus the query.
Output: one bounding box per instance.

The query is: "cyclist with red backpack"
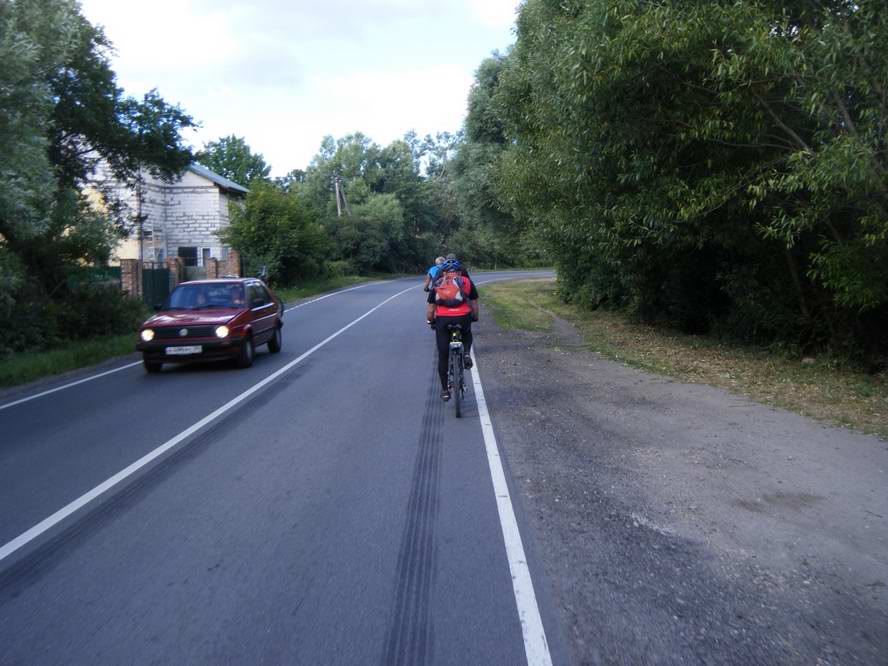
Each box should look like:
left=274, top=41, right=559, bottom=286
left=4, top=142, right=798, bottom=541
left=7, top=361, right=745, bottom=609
left=426, top=258, right=479, bottom=401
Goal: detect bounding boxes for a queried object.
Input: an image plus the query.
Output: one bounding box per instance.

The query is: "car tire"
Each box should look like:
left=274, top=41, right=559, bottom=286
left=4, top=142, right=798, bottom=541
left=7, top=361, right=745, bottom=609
left=236, top=336, right=254, bottom=368
left=268, top=326, right=282, bottom=353
left=143, top=357, right=162, bottom=373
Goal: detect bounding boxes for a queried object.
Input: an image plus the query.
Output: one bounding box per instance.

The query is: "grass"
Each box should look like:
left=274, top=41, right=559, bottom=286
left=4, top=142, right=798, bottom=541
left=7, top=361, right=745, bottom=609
left=0, top=334, right=137, bottom=389
left=481, top=281, right=555, bottom=332
left=482, top=279, right=888, bottom=440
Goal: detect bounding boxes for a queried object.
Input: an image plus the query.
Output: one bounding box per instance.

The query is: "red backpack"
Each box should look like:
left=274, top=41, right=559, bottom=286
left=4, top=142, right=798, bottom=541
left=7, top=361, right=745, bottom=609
left=434, top=270, right=471, bottom=307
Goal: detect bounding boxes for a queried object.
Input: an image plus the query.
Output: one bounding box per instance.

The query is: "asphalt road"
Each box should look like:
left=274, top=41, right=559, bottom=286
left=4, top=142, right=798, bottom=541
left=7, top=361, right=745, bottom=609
left=0, top=271, right=564, bottom=666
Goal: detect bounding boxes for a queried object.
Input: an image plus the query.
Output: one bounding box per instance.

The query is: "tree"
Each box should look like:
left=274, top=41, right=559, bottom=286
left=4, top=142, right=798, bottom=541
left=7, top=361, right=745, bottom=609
left=196, top=135, right=271, bottom=186
left=336, top=194, right=406, bottom=273
left=487, top=0, right=888, bottom=355
left=0, top=0, right=194, bottom=297
left=448, top=55, right=539, bottom=267
left=0, top=0, right=195, bottom=354
left=220, top=182, right=329, bottom=285
left=300, top=133, right=438, bottom=272
left=275, top=168, right=305, bottom=193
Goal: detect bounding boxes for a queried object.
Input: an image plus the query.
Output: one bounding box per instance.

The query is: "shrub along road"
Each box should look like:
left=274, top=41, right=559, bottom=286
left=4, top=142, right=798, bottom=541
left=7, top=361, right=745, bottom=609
left=0, top=271, right=564, bottom=665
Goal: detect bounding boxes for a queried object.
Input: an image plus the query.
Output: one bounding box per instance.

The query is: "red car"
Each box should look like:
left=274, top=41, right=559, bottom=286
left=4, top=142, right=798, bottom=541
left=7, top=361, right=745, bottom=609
left=136, top=278, right=284, bottom=373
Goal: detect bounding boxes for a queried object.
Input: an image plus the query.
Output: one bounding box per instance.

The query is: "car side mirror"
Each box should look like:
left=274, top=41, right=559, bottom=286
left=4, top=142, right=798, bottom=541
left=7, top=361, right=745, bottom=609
left=153, top=303, right=163, bottom=311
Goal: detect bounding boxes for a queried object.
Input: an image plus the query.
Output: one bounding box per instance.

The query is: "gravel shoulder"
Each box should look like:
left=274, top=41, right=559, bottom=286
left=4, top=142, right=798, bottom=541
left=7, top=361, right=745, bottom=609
left=476, top=308, right=888, bottom=665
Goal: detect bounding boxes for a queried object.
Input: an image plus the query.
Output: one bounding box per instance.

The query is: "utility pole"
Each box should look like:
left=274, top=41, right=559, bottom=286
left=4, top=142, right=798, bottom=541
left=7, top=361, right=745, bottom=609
left=136, top=168, right=144, bottom=265
left=333, top=174, right=352, bottom=218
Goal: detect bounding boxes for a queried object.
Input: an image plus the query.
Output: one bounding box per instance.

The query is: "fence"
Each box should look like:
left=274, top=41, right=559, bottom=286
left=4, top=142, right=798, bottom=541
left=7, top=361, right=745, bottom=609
left=141, top=262, right=170, bottom=308
left=118, top=250, right=242, bottom=305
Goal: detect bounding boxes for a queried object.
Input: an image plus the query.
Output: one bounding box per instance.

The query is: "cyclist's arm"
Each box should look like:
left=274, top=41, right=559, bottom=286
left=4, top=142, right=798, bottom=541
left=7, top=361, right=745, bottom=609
left=468, top=281, right=479, bottom=321
left=426, top=290, right=436, bottom=322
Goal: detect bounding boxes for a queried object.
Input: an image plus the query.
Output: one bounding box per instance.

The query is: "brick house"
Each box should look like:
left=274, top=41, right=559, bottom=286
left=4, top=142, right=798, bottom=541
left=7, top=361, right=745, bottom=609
left=90, top=163, right=248, bottom=270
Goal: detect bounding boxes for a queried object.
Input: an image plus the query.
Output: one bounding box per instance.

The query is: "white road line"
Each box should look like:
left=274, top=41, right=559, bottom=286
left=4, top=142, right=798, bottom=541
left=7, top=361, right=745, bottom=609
left=0, top=361, right=143, bottom=413
left=283, top=280, right=381, bottom=313
left=0, top=285, right=416, bottom=564
left=469, top=347, right=553, bottom=666
left=0, top=280, right=407, bottom=412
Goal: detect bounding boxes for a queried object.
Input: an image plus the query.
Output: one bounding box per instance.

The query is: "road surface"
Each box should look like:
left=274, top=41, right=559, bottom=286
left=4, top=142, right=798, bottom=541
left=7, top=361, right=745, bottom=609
left=0, top=271, right=563, bottom=665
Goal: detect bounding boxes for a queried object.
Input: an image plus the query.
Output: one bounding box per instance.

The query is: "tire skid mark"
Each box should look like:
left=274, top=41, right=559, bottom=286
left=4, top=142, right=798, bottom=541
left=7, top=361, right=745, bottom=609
left=382, top=359, right=444, bottom=666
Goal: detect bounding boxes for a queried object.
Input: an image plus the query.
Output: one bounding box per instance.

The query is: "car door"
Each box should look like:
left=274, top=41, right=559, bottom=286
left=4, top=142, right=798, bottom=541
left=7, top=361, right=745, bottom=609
left=248, top=282, right=276, bottom=344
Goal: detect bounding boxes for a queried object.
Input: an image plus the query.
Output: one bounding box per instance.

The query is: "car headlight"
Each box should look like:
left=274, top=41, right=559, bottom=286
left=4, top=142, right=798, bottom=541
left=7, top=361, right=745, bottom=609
left=215, top=325, right=230, bottom=339
left=140, top=329, right=155, bottom=342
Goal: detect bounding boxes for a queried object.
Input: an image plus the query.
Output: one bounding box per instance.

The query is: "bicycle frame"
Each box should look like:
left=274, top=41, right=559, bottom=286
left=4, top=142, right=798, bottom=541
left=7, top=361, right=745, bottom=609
left=446, top=325, right=466, bottom=417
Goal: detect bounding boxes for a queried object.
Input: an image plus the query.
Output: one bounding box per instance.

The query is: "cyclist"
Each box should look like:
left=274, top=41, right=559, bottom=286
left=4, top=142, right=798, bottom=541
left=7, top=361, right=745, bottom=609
left=423, top=256, right=445, bottom=292
left=426, top=258, right=479, bottom=401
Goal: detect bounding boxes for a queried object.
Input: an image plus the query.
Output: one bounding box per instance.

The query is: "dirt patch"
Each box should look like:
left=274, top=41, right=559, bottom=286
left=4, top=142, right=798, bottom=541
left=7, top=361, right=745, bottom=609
left=481, top=279, right=888, bottom=441
left=475, top=302, right=888, bottom=664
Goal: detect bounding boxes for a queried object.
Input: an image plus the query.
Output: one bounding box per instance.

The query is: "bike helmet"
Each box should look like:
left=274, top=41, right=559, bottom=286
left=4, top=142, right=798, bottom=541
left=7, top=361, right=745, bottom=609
left=441, top=259, right=462, bottom=272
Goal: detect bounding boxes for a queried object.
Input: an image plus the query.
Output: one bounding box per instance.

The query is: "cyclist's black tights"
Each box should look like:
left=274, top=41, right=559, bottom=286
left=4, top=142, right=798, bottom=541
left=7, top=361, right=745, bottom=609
left=434, top=314, right=473, bottom=390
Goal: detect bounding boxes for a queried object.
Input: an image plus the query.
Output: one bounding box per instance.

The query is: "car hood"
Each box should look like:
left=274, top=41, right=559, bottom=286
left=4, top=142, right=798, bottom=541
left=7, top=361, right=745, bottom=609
left=145, top=309, right=240, bottom=327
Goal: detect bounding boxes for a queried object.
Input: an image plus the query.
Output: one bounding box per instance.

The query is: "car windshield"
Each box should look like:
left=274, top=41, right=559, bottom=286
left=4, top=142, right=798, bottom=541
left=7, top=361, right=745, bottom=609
left=165, top=283, right=245, bottom=310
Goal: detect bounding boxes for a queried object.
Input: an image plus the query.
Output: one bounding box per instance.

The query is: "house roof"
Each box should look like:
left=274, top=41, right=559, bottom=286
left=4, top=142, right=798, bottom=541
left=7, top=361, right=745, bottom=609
left=187, top=163, right=249, bottom=195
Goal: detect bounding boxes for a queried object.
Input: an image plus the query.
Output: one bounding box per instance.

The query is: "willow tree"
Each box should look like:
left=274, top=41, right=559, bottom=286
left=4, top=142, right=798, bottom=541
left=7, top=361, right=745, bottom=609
left=493, top=0, right=888, bottom=355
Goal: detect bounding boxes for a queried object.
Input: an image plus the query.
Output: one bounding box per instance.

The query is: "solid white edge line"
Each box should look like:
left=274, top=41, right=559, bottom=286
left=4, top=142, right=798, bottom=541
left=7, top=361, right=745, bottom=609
left=469, top=346, right=553, bottom=666
left=0, top=280, right=394, bottom=412
left=0, top=361, right=143, bottom=413
left=283, top=280, right=379, bottom=313
left=0, top=285, right=416, bottom=564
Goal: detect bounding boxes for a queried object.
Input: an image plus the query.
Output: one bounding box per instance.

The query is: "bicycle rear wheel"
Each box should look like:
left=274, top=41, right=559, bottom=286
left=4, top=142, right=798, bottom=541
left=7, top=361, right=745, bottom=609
left=453, top=349, right=463, bottom=418
left=447, top=347, right=462, bottom=418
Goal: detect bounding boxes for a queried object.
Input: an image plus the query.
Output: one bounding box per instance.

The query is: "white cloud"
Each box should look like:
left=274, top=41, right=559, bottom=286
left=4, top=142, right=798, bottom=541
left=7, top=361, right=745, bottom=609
left=78, top=0, right=519, bottom=174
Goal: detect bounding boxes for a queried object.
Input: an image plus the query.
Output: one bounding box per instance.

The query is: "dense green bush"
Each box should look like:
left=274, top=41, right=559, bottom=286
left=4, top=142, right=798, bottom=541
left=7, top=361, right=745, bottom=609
left=221, top=181, right=329, bottom=286
left=485, top=0, right=888, bottom=362
left=322, top=259, right=354, bottom=278
left=52, top=284, right=147, bottom=340
left=0, top=275, right=146, bottom=358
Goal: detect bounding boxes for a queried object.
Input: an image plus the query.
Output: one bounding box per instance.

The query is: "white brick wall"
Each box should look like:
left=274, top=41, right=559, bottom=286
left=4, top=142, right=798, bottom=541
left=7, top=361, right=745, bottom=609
left=89, top=162, right=243, bottom=264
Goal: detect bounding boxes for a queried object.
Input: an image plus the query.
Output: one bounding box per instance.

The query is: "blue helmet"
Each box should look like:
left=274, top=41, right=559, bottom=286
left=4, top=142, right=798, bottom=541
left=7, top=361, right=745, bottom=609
left=441, top=258, right=462, bottom=273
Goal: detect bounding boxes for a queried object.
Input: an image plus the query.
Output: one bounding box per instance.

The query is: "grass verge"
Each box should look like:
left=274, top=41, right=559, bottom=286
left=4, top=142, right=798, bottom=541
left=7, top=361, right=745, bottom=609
left=0, top=334, right=137, bottom=390
left=482, top=279, right=888, bottom=440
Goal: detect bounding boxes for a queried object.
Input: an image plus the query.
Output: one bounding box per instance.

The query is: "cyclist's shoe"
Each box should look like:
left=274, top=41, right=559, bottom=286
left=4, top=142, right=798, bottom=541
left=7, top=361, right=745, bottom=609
left=440, top=389, right=451, bottom=401
left=464, top=356, right=473, bottom=370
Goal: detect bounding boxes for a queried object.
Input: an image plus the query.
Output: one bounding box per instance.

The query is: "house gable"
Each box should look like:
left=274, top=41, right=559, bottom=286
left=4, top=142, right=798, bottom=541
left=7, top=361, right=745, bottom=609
left=92, top=162, right=248, bottom=266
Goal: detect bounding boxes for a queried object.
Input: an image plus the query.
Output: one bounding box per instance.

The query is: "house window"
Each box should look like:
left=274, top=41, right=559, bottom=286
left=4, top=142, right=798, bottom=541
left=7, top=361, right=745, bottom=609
left=201, top=247, right=212, bottom=267
left=178, top=246, right=197, bottom=267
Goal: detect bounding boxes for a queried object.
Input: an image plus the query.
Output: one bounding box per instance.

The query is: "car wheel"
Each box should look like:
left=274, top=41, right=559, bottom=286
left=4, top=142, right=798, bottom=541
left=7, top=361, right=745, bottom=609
left=236, top=336, right=254, bottom=368
left=268, top=326, right=282, bottom=353
left=143, top=357, right=162, bottom=373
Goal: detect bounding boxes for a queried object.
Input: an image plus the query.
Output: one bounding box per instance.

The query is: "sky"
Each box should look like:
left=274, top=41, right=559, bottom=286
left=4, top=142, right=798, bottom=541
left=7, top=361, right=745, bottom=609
left=78, top=0, right=521, bottom=176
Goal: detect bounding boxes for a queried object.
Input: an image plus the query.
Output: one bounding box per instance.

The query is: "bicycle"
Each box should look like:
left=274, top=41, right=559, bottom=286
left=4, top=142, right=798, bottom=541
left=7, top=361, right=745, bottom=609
left=446, top=323, right=467, bottom=417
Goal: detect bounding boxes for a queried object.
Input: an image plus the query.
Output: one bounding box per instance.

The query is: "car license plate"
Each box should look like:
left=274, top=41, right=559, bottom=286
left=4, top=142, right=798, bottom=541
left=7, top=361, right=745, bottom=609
left=166, top=345, right=202, bottom=355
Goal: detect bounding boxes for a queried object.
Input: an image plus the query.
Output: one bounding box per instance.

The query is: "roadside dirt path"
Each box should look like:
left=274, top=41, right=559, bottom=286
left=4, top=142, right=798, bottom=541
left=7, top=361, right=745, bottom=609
left=476, top=309, right=888, bottom=665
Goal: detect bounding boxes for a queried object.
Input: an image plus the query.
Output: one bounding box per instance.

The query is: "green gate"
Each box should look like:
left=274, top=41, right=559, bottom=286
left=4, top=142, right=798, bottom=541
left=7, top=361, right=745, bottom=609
left=142, top=263, right=170, bottom=308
